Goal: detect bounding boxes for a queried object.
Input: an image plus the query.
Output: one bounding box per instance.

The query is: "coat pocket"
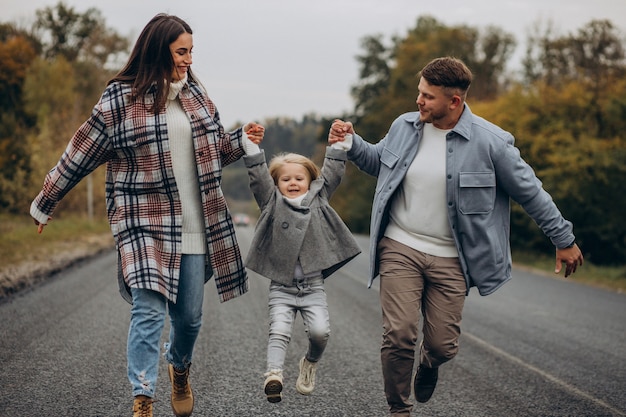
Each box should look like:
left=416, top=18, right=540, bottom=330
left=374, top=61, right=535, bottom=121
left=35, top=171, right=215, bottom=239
left=380, top=147, right=399, bottom=169
left=376, top=147, right=399, bottom=193
left=459, top=172, right=495, bottom=214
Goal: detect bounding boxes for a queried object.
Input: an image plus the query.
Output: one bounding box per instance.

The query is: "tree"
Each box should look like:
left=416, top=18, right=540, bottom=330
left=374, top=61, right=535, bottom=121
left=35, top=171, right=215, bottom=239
left=0, top=3, right=129, bottom=216
left=523, top=19, right=625, bottom=139
left=0, top=25, right=39, bottom=211
left=472, top=74, right=626, bottom=265
left=351, top=34, right=393, bottom=119
left=34, top=2, right=127, bottom=67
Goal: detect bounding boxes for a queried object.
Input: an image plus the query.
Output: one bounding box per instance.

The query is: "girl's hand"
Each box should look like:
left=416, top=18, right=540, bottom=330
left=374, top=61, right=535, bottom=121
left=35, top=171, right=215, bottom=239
left=244, top=122, right=265, bottom=144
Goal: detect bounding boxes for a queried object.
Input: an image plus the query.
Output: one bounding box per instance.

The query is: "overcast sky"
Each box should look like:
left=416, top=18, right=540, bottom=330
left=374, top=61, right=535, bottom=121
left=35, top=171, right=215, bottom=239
left=4, top=0, right=626, bottom=127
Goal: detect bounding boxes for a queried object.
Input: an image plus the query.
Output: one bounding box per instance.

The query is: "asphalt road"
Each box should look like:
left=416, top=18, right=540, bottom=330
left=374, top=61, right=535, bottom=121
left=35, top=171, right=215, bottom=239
left=0, top=228, right=624, bottom=417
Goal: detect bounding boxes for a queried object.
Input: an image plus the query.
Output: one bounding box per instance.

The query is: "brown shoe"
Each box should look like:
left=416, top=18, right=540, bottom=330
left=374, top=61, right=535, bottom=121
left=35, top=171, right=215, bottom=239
left=413, top=365, right=438, bottom=403
left=132, top=395, right=154, bottom=417
left=168, top=363, right=194, bottom=417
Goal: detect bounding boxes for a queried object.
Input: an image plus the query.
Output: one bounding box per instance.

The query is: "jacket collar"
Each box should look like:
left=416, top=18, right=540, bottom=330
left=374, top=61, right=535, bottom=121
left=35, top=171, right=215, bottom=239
left=452, top=104, right=473, bottom=141
left=402, top=104, right=474, bottom=141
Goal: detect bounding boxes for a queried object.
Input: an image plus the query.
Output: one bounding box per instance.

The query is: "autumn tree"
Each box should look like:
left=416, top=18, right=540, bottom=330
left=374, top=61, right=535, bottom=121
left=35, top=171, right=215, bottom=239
left=0, top=24, right=39, bottom=211
left=15, top=2, right=129, bottom=218
left=473, top=19, right=626, bottom=264
left=523, top=19, right=626, bottom=138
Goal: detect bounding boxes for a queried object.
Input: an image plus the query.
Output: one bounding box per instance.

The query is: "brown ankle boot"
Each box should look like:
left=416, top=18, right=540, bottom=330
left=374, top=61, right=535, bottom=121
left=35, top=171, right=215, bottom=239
left=132, top=395, right=154, bottom=417
left=168, top=363, right=194, bottom=417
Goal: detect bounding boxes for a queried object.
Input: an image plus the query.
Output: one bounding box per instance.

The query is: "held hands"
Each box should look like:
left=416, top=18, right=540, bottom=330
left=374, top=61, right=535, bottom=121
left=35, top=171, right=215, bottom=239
left=328, top=119, right=354, bottom=145
left=555, top=244, right=584, bottom=278
left=244, top=122, right=265, bottom=144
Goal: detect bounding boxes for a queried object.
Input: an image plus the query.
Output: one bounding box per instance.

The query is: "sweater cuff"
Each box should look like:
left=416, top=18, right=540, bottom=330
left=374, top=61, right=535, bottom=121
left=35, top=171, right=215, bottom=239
left=243, top=149, right=266, bottom=168
left=331, top=134, right=352, bottom=151
left=242, top=129, right=261, bottom=155
left=30, top=201, right=49, bottom=225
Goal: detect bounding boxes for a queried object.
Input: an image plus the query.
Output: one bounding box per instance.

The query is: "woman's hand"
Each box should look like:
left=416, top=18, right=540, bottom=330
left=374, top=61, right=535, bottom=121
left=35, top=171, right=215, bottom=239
left=33, top=217, right=51, bottom=234
left=244, top=122, right=265, bottom=144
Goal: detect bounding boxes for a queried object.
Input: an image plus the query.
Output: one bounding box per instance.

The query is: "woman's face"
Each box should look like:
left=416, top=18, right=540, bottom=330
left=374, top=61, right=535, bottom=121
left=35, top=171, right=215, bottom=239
left=169, top=32, right=193, bottom=81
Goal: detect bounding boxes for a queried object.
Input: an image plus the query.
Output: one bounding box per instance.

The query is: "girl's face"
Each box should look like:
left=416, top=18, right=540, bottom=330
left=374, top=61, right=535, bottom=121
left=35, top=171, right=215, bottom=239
left=169, top=32, right=193, bottom=81
left=277, top=163, right=311, bottom=198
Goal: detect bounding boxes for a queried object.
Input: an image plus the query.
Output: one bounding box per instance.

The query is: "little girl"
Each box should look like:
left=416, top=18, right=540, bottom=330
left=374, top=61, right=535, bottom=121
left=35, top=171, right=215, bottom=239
left=242, top=131, right=361, bottom=403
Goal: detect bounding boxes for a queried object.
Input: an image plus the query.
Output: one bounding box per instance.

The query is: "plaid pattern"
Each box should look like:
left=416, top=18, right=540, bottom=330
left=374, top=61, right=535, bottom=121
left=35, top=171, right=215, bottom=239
left=32, top=80, right=248, bottom=303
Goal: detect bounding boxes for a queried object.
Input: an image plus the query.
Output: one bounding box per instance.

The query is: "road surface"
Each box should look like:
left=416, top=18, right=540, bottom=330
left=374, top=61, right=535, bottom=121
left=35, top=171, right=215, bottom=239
left=0, top=228, right=624, bottom=416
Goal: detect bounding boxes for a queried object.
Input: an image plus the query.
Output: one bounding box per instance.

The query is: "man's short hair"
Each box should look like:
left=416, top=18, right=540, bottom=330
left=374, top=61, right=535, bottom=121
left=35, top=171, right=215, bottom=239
left=419, top=57, right=472, bottom=93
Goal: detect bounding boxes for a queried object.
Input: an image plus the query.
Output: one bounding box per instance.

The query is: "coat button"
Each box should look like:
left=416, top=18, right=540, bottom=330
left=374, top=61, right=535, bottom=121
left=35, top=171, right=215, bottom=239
left=281, top=222, right=289, bottom=229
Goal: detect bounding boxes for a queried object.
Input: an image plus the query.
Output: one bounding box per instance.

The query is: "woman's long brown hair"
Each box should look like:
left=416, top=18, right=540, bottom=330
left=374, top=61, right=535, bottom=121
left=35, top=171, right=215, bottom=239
left=109, top=13, right=197, bottom=114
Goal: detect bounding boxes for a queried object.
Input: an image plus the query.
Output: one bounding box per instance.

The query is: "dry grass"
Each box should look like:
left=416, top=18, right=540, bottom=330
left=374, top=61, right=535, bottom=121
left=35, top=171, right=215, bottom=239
left=0, top=214, right=113, bottom=299
left=512, top=250, right=626, bottom=293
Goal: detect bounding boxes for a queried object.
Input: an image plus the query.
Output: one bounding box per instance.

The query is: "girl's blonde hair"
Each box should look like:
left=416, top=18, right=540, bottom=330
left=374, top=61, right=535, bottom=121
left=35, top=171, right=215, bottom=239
left=268, top=153, right=321, bottom=185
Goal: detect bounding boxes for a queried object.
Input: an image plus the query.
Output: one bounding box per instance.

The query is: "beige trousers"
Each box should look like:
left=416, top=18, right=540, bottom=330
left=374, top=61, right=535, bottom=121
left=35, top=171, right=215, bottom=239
left=378, top=237, right=467, bottom=415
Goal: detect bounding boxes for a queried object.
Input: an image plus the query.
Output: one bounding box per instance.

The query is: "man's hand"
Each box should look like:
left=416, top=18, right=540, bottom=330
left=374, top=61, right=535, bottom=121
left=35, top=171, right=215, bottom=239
left=555, top=244, right=584, bottom=277
left=328, top=119, right=354, bottom=145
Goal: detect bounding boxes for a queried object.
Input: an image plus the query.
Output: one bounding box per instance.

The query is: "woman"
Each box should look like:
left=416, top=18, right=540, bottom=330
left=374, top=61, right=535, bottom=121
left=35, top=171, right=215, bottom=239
left=30, top=13, right=264, bottom=417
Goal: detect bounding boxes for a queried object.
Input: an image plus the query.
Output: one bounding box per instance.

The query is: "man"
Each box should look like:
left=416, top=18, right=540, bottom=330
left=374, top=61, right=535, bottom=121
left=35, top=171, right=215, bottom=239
left=328, top=56, right=583, bottom=416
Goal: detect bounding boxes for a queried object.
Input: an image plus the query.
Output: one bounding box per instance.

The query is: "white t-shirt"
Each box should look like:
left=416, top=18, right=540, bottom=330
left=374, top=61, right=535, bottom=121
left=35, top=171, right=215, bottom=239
left=385, top=123, right=458, bottom=258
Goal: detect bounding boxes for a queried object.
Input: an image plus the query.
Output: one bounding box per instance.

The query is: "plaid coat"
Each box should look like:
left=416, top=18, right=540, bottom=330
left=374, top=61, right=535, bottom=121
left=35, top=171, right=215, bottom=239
left=31, top=79, right=248, bottom=304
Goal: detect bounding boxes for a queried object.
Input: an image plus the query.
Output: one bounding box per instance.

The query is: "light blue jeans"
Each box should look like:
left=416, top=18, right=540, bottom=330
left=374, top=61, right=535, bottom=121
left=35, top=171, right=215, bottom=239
left=127, top=254, right=206, bottom=397
left=266, top=276, right=330, bottom=372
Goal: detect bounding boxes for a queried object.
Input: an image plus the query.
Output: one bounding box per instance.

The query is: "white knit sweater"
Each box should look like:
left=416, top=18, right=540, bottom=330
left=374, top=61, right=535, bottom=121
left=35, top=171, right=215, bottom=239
left=385, top=123, right=458, bottom=258
left=166, top=76, right=206, bottom=254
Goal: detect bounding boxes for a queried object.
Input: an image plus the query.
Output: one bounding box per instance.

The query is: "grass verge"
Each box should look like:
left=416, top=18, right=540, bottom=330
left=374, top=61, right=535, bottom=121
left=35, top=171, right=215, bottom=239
left=0, top=214, right=114, bottom=299
left=512, top=250, right=626, bottom=293
left=1, top=213, right=112, bottom=266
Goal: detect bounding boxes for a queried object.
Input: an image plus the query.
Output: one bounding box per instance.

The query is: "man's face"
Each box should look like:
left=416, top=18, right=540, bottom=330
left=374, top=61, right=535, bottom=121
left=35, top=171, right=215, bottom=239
left=415, top=77, right=455, bottom=127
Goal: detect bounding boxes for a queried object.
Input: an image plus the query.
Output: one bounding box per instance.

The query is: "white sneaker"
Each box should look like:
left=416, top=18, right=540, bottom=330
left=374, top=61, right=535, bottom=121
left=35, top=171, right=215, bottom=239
left=295, top=357, right=317, bottom=395
left=263, top=369, right=283, bottom=403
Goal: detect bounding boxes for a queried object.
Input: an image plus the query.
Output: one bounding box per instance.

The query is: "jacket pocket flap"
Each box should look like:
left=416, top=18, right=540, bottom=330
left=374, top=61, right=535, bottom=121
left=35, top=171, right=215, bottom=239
left=459, top=172, right=495, bottom=188
left=380, top=147, right=399, bottom=169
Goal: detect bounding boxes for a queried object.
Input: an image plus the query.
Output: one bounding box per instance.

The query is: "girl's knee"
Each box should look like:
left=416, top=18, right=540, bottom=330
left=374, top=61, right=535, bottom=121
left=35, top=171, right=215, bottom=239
left=308, top=326, right=330, bottom=344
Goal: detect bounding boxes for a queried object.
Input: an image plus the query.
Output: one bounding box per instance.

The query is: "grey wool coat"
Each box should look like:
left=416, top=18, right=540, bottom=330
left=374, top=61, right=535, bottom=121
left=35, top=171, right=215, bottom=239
left=243, top=147, right=361, bottom=285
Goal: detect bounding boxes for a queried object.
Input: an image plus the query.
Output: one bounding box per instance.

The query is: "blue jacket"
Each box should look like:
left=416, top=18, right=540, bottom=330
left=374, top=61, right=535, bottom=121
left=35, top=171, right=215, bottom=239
left=348, top=105, right=575, bottom=296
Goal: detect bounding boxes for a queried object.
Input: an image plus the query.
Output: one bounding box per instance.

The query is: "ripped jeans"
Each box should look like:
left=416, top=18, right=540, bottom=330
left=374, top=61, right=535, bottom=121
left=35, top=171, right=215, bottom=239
left=266, top=276, right=330, bottom=372
left=127, top=254, right=206, bottom=397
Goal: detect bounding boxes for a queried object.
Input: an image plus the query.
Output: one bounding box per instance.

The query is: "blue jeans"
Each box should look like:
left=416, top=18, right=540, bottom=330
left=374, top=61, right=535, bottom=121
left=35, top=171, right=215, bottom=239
left=266, top=276, right=330, bottom=371
left=127, top=254, right=206, bottom=397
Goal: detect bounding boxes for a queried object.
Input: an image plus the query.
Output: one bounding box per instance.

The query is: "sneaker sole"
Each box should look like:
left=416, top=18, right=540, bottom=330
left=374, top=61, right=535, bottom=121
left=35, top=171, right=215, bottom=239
left=265, top=380, right=283, bottom=403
